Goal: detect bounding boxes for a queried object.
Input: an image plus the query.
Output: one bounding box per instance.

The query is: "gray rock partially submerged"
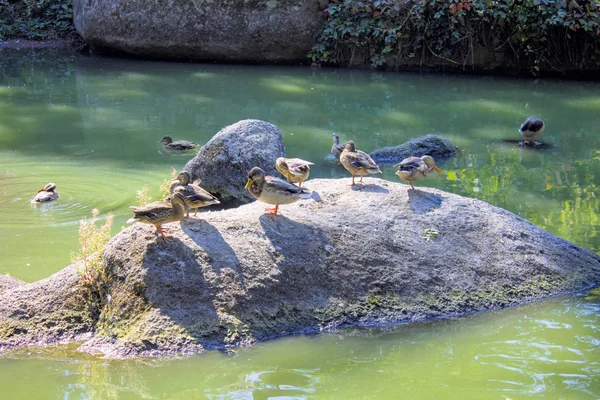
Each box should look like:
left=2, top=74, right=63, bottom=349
left=369, top=134, right=459, bottom=164
left=184, top=119, right=285, bottom=203
left=3, top=178, right=597, bottom=358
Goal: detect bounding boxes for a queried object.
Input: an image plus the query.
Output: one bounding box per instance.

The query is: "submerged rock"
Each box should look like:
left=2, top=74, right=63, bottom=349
left=72, top=0, right=324, bottom=63
left=369, top=134, right=458, bottom=164
left=63, top=179, right=600, bottom=357
left=184, top=119, right=285, bottom=203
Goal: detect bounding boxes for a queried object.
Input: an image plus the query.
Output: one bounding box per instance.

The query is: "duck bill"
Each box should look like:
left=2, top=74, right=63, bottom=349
left=244, top=179, right=252, bottom=189
left=433, top=166, right=442, bottom=173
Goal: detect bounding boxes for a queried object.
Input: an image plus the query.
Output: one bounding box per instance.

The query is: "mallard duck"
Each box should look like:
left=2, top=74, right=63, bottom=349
left=331, top=132, right=346, bottom=161
left=31, top=182, right=59, bottom=203
left=158, top=136, right=198, bottom=150
left=275, top=157, right=314, bottom=187
left=245, top=167, right=312, bottom=216
left=127, top=191, right=188, bottom=241
left=519, top=117, right=545, bottom=145
left=169, top=171, right=220, bottom=217
left=394, top=155, right=441, bottom=190
left=339, top=141, right=382, bottom=186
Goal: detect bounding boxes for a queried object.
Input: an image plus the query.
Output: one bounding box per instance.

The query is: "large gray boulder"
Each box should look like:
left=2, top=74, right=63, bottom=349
left=72, top=0, right=325, bottom=63
left=369, top=134, right=459, bottom=164
left=184, top=119, right=285, bottom=203
left=73, top=179, right=600, bottom=357
left=2, top=178, right=599, bottom=357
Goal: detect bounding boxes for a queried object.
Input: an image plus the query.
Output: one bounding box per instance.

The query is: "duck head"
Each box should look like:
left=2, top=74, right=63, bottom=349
left=344, top=140, right=356, bottom=152
left=245, top=167, right=265, bottom=189
left=422, top=155, right=441, bottom=173
left=158, top=136, right=173, bottom=144
left=38, top=182, right=56, bottom=193
left=176, top=171, right=192, bottom=185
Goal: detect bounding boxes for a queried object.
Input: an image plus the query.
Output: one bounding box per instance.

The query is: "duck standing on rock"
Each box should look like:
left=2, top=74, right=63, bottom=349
left=339, top=141, right=382, bottom=186
left=394, top=155, right=441, bottom=190
left=275, top=157, right=314, bottom=187
left=158, top=136, right=198, bottom=151
left=245, top=167, right=312, bottom=216
left=169, top=171, right=220, bottom=217
left=31, top=183, right=59, bottom=203
left=127, top=192, right=188, bottom=241
left=519, top=117, right=545, bottom=145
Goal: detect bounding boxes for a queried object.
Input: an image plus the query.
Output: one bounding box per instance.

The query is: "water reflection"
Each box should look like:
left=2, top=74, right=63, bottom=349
left=0, top=50, right=599, bottom=281
left=0, top=288, right=597, bottom=399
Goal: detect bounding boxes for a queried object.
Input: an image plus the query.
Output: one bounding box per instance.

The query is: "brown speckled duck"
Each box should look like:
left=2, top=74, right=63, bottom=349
left=339, top=141, right=382, bottom=186
left=158, top=136, right=198, bottom=151
left=275, top=157, right=314, bottom=187
left=31, top=182, right=59, bottom=203
left=169, top=171, right=220, bottom=217
left=245, top=167, right=312, bottom=216
left=394, top=155, right=441, bottom=190
left=127, top=191, right=188, bottom=240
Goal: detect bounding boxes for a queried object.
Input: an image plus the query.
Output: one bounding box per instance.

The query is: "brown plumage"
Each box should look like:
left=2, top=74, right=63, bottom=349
left=31, top=182, right=59, bottom=203
left=169, top=171, right=220, bottom=217
left=245, top=167, right=312, bottom=216
left=127, top=192, right=188, bottom=241
left=339, top=141, right=382, bottom=186
left=275, top=157, right=314, bottom=187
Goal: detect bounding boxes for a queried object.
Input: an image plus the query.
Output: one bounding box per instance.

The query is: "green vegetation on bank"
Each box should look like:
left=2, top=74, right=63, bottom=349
left=0, top=0, right=74, bottom=40
left=310, top=0, right=600, bottom=74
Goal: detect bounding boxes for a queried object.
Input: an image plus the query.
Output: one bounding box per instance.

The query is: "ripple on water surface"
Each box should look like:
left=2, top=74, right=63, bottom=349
left=0, top=153, right=173, bottom=281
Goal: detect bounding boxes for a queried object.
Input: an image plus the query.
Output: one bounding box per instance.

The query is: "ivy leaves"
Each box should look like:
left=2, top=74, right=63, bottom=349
left=309, top=0, right=600, bottom=75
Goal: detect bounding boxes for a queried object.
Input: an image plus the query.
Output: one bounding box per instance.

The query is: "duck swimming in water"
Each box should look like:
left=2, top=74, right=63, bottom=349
left=331, top=132, right=349, bottom=162
left=158, top=136, right=198, bottom=151
left=31, top=182, right=59, bottom=203
left=394, top=155, right=441, bottom=190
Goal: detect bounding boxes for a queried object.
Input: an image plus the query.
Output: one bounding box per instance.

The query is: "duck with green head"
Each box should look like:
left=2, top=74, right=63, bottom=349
left=245, top=167, right=312, bottom=216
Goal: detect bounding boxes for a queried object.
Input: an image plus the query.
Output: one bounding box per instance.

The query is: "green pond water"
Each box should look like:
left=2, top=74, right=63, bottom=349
left=0, top=49, right=599, bottom=398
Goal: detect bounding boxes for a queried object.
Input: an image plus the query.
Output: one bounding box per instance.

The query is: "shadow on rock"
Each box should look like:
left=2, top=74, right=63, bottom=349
left=408, top=190, right=446, bottom=215
left=259, top=214, right=330, bottom=271
left=140, top=236, right=224, bottom=348
left=181, top=219, right=244, bottom=286
left=350, top=183, right=390, bottom=194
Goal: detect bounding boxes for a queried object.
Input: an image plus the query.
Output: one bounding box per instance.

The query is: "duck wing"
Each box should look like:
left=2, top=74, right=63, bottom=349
left=170, top=141, right=198, bottom=150
left=353, top=150, right=382, bottom=173
left=285, top=158, right=314, bottom=175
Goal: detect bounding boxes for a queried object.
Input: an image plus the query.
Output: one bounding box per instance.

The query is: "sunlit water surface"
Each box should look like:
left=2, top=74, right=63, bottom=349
left=0, top=49, right=599, bottom=399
